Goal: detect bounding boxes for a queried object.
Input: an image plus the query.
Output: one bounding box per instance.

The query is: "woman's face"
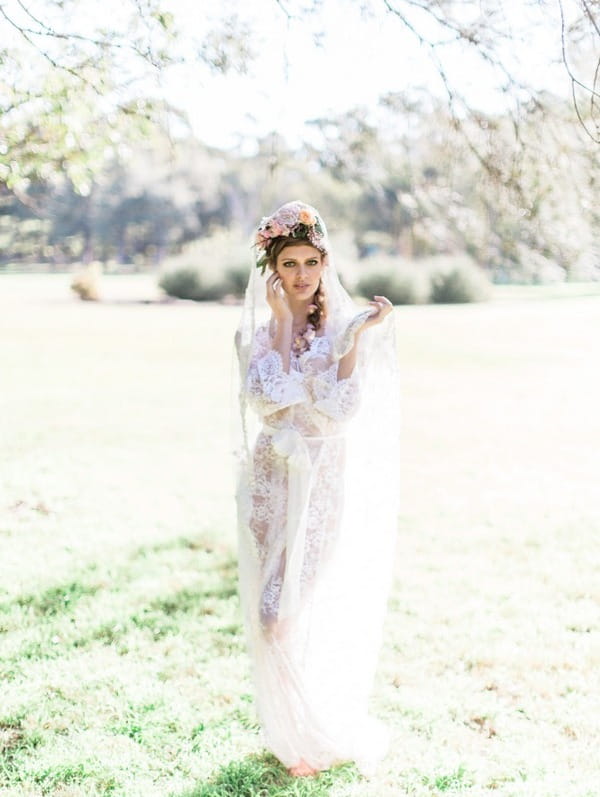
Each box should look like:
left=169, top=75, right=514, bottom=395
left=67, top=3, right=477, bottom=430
left=274, top=244, right=325, bottom=299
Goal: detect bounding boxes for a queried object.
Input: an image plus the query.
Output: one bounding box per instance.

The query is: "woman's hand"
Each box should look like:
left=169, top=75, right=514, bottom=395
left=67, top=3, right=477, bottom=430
left=337, top=296, right=393, bottom=380
left=266, top=272, right=292, bottom=322
left=361, top=295, right=393, bottom=332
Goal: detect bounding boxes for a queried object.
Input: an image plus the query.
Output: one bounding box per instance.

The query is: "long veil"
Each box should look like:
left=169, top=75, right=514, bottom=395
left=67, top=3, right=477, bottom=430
left=233, top=202, right=401, bottom=774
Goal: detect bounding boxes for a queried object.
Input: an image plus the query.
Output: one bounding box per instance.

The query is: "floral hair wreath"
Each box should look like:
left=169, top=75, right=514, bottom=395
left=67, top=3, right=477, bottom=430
left=254, top=201, right=328, bottom=275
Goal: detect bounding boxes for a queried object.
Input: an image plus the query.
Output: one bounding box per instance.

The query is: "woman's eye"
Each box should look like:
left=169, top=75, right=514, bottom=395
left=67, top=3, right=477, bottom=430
left=307, top=260, right=318, bottom=266
left=282, top=261, right=296, bottom=268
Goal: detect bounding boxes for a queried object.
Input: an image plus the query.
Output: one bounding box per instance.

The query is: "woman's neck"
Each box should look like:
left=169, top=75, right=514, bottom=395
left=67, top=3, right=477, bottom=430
left=287, top=297, right=312, bottom=328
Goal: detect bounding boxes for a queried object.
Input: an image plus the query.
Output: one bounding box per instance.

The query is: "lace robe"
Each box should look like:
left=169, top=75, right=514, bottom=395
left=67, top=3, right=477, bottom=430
left=237, top=321, right=394, bottom=775
left=247, top=324, right=360, bottom=625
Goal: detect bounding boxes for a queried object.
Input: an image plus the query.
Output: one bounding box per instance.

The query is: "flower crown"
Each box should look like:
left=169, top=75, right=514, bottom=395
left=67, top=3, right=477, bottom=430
left=254, top=201, right=328, bottom=275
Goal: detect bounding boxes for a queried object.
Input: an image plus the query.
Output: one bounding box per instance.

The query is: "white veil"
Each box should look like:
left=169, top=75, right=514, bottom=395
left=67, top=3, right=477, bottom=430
left=233, top=201, right=401, bottom=774
left=235, top=203, right=400, bottom=460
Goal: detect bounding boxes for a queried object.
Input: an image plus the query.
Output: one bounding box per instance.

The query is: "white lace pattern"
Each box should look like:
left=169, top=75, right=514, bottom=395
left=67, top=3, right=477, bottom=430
left=234, top=208, right=400, bottom=776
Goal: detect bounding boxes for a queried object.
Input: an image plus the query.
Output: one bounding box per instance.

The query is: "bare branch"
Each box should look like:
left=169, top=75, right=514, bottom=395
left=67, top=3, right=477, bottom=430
left=558, top=0, right=600, bottom=142
left=0, top=4, right=102, bottom=91
left=592, top=55, right=600, bottom=124
left=381, top=0, right=530, bottom=193
left=15, top=0, right=55, bottom=32
left=581, top=0, right=600, bottom=38
left=275, top=0, right=293, bottom=19
left=3, top=1, right=167, bottom=69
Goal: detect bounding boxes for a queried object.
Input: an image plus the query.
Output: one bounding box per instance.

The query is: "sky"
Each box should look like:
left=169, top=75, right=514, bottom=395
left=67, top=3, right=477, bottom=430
left=159, top=0, right=575, bottom=150
left=1, top=0, right=585, bottom=150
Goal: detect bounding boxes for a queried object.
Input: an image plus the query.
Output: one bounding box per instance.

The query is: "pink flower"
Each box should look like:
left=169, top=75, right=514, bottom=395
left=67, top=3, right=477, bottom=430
left=268, top=220, right=286, bottom=237
left=299, top=208, right=315, bottom=225
left=276, top=205, right=300, bottom=227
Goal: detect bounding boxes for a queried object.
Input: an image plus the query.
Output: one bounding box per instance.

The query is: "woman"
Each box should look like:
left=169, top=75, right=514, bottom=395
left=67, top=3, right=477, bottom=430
left=235, top=201, right=400, bottom=777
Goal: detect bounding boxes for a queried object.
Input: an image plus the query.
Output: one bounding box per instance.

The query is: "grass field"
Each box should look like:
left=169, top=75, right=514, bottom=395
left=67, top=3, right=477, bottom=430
left=1, top=274, right=599, bottom=797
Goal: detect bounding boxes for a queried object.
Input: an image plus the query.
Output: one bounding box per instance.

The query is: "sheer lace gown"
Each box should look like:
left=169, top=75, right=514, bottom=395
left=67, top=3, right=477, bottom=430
left=236, top=321, right=396, bottom=775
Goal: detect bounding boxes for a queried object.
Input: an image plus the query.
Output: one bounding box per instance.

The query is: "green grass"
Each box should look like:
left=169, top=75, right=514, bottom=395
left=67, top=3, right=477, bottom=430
left=175, top=753, right=357, bottom=797
left=1, top=273, right=600, bottom=796
left=13, top=580, right=100, bottom=617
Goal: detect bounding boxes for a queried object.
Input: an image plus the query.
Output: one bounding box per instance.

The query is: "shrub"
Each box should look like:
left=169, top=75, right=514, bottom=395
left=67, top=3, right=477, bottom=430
left=355, top=255, right=491, bottom=305
left=355, top=271, right=423, bottom=305
left=429, top=261, right=491, bottom=303
left=222, top=266, right=249, bottom=298
left=158, top=229, right=253, bottom=302
left=158, top=265, right=250, bottom=302
left=70, top=263, right=101, bottom=301
left=158, top=268, right=220, bottom=301
left=352, top=253, right=431, bottom=305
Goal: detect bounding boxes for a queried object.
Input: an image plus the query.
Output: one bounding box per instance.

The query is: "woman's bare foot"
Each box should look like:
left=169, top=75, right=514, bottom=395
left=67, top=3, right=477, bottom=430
left=288, top=759, right=317, bottom=777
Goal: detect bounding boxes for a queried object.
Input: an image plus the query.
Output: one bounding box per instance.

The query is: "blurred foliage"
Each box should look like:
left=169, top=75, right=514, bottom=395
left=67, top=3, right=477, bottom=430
left=429, top=261, right=492, bottom=304
left=70, top=262, right=101, bottom=301
left=158, top=266, right=249, bottom=302
left=356, top=270, right=424, bottom=305
left=0, top=1, right=173, bottom=196
left=158, top=228, right=252, bottom=301
left=158, top=268, right=217, bottom=302
left=1, top=2, right=599, bottom=286
left=0, top=0, right=256, bottom=198
left=339, top=254, right=492, bottom=305
left=2, top=93, right=598, bottom=287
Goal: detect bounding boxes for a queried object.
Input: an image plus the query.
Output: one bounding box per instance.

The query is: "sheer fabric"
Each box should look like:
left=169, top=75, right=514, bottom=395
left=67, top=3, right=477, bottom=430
left=234, top=206, right=400, bottom=775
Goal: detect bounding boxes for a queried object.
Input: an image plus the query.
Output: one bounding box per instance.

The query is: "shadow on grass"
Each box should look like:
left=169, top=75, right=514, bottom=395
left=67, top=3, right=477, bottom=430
left=173, top=752, right=358, bottom=797
left=12, top=580, right=100, bottom=618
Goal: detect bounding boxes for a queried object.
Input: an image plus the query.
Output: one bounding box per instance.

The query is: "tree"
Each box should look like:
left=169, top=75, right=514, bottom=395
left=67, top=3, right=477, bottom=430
left=0, top=0, right=255, bottom=198
left=302, top=88, right=599, bottom=279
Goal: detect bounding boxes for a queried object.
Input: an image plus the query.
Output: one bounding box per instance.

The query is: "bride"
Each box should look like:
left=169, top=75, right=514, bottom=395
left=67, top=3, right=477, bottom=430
left=234, top=200, right=400, bottom=777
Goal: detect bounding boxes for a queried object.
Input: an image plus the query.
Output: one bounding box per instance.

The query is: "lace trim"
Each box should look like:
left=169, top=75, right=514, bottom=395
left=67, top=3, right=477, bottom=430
left=257, top=350, right=306, bottom=404
left=332, top=310, right=374, bottom=360
left=246, top=344, right=308, bottom=417
left=312, top=363, right=361, bottom=421
left=260, top=574, right=283, bottom=626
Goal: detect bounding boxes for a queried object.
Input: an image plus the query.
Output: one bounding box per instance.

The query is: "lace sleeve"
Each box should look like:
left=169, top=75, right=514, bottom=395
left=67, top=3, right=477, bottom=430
left=246, top=326, right=308, bottom=417
left=312, top=362, right=361, bottom=421
left=332, top=309, right=374, bottom=360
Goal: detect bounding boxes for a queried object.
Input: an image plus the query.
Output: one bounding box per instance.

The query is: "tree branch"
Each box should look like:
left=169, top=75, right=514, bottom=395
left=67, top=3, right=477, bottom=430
left=381, top=0, right=529, bottom=194
left=558, top=0, right=600, bottom=142
left=0, top=4, right=101, bottom=90
left=9, top=0, right=165, bottom=66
